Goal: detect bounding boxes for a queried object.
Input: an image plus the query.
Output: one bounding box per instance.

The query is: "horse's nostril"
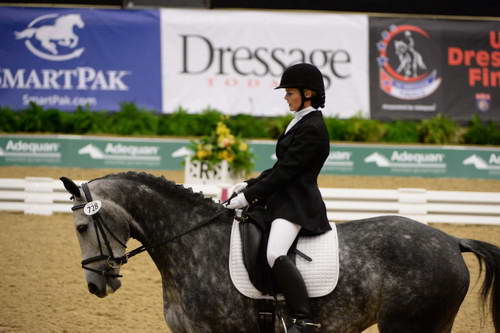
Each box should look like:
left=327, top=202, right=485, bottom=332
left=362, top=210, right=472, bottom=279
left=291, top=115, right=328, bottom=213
left=88, top=282, right=98, bottom=294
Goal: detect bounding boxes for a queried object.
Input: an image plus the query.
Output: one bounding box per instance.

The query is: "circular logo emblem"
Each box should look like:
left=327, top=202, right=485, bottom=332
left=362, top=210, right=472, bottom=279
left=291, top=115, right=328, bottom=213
left=376, top=24, right=441, bottom=100
left=15, top=13, right=85, bottom=61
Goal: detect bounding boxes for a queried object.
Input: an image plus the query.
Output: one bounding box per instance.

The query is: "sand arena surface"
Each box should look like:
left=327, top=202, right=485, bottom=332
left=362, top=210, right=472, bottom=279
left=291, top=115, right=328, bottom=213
left=0, top=166, right=499, bottom=332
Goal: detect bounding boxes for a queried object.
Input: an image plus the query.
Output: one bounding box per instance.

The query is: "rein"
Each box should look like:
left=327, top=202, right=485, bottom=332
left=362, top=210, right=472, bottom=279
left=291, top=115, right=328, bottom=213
left=72, top=182, right=231, bottom=277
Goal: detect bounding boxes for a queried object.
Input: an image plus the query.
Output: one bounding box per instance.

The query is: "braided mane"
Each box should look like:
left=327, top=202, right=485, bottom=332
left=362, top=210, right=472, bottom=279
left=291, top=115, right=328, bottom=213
left=91, top=171, right=221, bottom=210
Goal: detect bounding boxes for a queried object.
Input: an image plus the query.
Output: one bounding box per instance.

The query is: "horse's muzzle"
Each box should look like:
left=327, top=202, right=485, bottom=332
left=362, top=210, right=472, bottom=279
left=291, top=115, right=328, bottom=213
left=87, top=271, right=122, bottom=298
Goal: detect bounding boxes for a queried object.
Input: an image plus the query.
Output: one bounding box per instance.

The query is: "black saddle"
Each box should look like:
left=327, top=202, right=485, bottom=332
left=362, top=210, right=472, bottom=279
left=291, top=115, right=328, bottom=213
left=237, top=205, right=310, bottom=296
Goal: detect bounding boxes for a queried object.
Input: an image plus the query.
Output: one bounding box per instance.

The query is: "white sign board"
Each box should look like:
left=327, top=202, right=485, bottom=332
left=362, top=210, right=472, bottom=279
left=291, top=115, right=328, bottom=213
left=160, top=9, right=369, bottom=118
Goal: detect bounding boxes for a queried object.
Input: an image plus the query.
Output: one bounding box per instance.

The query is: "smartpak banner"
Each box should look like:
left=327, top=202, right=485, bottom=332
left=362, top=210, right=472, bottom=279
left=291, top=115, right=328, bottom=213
left=370, top=17, right=500, bottom=121
left=0, top=7, right=162, bottom=111
left=160, top=9, right=369, bottom=118
left=2, top=135, right=500, bottom=179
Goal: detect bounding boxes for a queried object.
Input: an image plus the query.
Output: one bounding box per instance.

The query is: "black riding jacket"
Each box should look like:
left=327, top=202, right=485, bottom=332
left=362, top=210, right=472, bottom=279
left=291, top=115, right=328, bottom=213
left=244, top=110, right=331, bottom=236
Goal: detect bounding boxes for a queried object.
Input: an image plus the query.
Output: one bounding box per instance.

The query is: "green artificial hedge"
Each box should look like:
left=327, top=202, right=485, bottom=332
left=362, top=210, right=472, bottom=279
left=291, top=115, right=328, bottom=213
left=1, top=102, right=499, bottom=145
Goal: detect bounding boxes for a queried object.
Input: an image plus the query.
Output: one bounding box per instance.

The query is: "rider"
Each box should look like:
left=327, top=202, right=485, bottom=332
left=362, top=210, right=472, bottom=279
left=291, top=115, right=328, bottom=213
left=225, top=63, right=331, bottom=333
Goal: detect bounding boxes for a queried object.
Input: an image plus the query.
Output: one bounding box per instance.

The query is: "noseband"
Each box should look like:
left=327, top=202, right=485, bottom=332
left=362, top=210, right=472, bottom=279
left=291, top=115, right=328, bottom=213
left=71, top=182, right=231, bottom=278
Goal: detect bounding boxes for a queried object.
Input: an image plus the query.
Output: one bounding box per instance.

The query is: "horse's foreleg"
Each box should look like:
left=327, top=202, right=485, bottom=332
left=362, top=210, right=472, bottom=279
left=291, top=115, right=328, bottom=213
left=40, top=38, right=58, bottom=55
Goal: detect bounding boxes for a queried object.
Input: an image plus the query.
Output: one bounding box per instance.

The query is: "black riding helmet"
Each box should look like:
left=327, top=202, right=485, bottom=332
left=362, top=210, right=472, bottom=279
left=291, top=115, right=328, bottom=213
left=275, top=63, right=326, bottom=109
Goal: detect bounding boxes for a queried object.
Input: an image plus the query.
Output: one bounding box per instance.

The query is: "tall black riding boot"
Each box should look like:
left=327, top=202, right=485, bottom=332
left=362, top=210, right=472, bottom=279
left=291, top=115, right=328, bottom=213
left=272, top=255, right=319, bottom=333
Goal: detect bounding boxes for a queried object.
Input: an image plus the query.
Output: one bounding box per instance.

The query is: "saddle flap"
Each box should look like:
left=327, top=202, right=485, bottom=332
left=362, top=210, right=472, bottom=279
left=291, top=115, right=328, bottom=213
left=239, top=221, right=274, bottom=295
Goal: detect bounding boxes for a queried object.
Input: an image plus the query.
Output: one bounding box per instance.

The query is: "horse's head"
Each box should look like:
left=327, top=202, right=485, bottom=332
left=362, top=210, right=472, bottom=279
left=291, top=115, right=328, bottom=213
left=463, top=154, right=488, bottom=169
left=73, top=14, right=85, bottom=29
left=61, top=176, right=131, bottom=298
left=78, top=144, right=105, bottom=159
left=58, top=14, right=85, bottom=29
left=364, top=152, right=391, bottom=167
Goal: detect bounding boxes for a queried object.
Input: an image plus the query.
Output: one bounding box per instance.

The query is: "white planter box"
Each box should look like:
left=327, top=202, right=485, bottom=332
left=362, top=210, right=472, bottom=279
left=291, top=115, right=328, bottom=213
left=184, top=157, right=242, bottom=185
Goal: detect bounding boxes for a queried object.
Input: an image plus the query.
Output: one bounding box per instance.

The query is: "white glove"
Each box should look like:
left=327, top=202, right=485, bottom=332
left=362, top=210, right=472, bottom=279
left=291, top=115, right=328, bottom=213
left=231, top=182, right=248, bottom=194
left=224, top=192, right=249, bottom=209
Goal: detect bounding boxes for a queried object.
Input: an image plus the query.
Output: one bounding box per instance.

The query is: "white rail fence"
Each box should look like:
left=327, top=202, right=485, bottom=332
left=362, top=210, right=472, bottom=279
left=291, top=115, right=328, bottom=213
left=0, top=177, right=499, bottom=225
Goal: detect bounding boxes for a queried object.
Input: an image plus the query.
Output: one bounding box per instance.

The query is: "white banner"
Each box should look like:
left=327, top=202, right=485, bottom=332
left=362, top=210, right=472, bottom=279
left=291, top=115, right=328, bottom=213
left=160, top=9, right=369, bottom=118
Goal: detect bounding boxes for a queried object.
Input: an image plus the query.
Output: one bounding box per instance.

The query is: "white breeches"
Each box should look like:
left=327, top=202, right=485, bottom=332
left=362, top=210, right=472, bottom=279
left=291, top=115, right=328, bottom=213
left=266, top=218, right=301, bottom=268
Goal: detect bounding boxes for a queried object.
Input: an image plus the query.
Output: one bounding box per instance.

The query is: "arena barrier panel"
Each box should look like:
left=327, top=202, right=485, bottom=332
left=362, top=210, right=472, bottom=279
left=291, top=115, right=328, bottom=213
left=2, top=135, right=500, bottom=180
left=0, top=177, right=499, bottom=225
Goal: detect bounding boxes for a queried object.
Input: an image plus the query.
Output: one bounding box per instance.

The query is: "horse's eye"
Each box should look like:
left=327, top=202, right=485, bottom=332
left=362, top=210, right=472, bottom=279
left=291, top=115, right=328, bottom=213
left=77, top=224, right=88, bottom=233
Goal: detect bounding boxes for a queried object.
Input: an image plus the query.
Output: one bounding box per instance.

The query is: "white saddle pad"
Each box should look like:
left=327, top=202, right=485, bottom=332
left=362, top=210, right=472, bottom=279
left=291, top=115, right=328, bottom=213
left=229, top=220, right=339, bottom=300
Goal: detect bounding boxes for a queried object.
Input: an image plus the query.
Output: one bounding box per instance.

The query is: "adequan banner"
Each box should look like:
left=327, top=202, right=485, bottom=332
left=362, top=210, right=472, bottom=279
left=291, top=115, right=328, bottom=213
left=369, top=17, right=500, bottom=121
left=0, top=7, right=162, bottom=111
left=160, top=9, right=369, bottom=118
left=1, top=135, right=500, bottom=179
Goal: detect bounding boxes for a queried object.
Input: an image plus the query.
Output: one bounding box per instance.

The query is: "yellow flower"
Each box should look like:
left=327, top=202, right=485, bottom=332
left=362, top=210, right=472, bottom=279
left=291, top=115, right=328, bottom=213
left=238, top=142, right=248, bottom=151
left=196, top=150, right=210, bottom=159
left=218, top=150, right=235, bottom=162
left=218, top=134, right=235, bottom=148
left=216, top=122, right=230, bottom=136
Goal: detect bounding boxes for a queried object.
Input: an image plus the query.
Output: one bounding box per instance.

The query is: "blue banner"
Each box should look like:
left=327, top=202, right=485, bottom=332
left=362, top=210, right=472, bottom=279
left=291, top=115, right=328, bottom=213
left=0, top=7, right=161, bottom=111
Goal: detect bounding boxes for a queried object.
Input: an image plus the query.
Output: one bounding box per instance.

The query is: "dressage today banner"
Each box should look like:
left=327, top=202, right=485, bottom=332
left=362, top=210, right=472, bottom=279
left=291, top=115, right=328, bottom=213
left=1, top=135, right=500, bottom=179
left=0, top=7, right=162, bottom=111
left=369, top=17, right=500, bottom=122
left=160, top=9, right=370, bottom=118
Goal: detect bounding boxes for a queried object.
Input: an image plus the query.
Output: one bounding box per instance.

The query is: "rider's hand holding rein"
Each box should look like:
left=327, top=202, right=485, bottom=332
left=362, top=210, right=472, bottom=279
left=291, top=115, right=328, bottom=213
left=224, top=192, right=249, bottom=209
left=231, top=182, right=248, bottom=194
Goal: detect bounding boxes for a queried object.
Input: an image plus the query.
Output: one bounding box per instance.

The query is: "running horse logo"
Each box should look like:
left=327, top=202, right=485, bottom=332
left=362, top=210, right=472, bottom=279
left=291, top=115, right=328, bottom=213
left=15, top=13, right=85, bottom=61
left=462, top=154, right=489, bottom=170
left=364, top=152, right=391, bottom=167
left=78, top=144, right=105, bottom=160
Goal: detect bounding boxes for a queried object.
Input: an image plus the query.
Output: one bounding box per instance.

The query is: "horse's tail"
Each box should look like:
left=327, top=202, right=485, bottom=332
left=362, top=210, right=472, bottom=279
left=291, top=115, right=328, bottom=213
left=15, top=28, right=36, bottom=39
left=460, top=238, right=500, bottom=332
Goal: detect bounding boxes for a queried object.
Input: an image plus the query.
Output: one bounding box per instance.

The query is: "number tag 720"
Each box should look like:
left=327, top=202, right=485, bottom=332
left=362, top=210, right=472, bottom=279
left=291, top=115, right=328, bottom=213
left=83, top=200, right=102, bottom=216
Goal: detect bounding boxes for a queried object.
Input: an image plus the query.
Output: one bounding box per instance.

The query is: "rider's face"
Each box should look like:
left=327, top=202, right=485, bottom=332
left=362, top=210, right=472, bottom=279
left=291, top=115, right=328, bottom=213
left=284, top=88, right=312, bottom=112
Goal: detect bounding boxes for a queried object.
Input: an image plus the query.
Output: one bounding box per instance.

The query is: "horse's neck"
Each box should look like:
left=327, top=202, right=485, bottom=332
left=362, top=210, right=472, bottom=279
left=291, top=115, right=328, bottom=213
left=119, top=182, right=232, bottom=276
left=158, top=212, right=232, bottom=274
left=57, top=18, right=71, bottom=27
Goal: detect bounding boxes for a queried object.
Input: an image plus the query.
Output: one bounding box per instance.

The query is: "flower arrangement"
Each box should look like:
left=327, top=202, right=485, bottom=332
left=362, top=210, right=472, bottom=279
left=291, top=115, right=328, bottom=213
left=188, top=118, right=255, bottom=176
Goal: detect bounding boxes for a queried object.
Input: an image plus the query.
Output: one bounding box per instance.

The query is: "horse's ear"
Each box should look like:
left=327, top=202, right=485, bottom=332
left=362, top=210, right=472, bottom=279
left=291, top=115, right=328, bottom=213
left=60, top=177, right=81, bottom=198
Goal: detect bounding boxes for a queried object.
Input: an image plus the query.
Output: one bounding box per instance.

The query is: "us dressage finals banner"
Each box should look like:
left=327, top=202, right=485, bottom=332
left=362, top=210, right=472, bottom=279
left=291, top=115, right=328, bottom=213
left=1, top=135, right=500, bottom=179
left=369, top=17, right=500, bottom=122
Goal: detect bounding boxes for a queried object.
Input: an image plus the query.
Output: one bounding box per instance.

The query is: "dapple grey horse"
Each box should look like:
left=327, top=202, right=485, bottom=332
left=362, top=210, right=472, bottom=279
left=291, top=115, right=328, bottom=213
left=61, top=172, right=500, bottom=333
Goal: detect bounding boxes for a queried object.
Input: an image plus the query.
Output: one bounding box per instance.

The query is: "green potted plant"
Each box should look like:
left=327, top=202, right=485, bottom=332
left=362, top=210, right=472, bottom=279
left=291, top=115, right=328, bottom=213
left=185, top=118, right=255, bottom=185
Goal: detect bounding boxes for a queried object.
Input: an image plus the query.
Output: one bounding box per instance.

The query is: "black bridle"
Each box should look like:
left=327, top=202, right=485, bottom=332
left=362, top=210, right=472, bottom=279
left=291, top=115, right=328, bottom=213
left=71, top=182, right=231, bottom=278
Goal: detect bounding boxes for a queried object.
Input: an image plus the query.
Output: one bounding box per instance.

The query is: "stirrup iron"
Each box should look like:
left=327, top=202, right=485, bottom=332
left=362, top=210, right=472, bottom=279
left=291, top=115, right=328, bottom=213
left=291, top=318, right=322, bottom=329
